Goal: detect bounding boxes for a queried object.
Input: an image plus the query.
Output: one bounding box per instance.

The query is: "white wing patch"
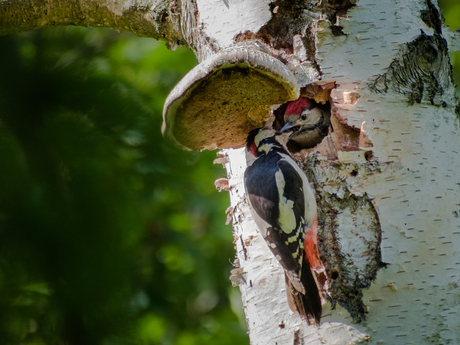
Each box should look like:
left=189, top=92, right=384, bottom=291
left=274, top=169, right=296, bottom=234
left=279, top=154, right=317, bottom=223
left=257, top=143, right=274, bottom=154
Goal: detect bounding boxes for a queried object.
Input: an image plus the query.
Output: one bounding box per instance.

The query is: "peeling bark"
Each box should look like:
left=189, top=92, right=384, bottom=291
left=221, top=0, right=460, bottom=344
left=304, top=156, right=385, bottom=322
left=4, top=0, right=460, bottom=343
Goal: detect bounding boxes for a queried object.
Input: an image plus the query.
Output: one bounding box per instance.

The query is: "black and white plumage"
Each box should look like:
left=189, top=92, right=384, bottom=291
left=244, top=128, right=323, bottom=324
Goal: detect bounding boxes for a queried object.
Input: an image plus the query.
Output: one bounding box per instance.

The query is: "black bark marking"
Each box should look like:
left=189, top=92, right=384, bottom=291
left=420, top=0, right=442, bottom=34
left=293, top=329, right=300, bottom=345
left=240, top=236, right=248, bottom=261
left=370, top=33, right=453, bottom=107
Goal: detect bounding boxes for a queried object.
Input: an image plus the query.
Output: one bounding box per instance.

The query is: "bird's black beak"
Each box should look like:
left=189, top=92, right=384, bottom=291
left=280, top=122, right=301, bottom=134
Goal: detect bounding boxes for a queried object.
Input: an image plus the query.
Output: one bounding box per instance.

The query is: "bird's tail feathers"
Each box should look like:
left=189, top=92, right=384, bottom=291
left=285, top=256, right=322, bottom=325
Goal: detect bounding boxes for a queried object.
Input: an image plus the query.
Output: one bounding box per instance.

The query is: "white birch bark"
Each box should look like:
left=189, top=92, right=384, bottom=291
left=216, top=1, right=460, bottom=344
left=4, top=0, right=460, bottom=343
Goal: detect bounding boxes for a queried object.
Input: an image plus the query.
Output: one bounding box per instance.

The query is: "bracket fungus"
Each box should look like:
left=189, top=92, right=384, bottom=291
left=162, top=44, right=300, bottom=151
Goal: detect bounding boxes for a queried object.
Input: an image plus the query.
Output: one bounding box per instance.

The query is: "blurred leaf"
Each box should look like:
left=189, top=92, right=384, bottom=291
left=138, top=313, right=167, bottom=343
left=439, top=0, right=460, bottom=99
left=168, top=214, right=192, bottom=233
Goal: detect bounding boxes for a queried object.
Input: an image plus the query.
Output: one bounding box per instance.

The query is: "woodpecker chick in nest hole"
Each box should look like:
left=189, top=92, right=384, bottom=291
left=280, top=97, right=331, bottom=152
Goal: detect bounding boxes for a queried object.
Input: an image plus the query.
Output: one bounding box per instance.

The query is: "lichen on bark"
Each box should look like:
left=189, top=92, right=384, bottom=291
left=300, top=155, right=384, bottom=322
left=0, top=0, right=186, bottom=47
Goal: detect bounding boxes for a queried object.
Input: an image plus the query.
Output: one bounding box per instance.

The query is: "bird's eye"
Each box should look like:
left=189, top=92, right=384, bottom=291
left=300, top=113, right=308, bottom=120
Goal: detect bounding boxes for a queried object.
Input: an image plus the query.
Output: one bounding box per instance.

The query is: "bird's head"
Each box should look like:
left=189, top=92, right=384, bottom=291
left=246, top=127, right=292, bottom=158
left=281, top=97, right=326, bottom=132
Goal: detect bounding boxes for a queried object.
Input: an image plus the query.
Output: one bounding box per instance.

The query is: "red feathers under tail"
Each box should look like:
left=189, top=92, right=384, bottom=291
left=304, top=216, right=322, bottom=270
left=286, top=216, right=323, bottom=324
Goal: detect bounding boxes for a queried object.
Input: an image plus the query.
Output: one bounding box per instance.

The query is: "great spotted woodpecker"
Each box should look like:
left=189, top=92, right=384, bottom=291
left=244, top=127, right=323, bottom=324
left=281, top=97, right=331, bottom=151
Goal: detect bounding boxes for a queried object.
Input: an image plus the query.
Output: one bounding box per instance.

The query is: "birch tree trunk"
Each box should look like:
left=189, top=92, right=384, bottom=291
left=216, top=1, right=460, bottom=344
left=3, top=0, right=460, bottom=344
left=202, top=1, right=460, bottom=344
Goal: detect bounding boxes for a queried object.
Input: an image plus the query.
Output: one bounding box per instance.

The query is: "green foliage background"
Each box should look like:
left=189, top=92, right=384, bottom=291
left=440, top=0, right=460, bottom=99
left=0, top=29, right=246, bottom=345
left=0, top=2, right=458, bottom=345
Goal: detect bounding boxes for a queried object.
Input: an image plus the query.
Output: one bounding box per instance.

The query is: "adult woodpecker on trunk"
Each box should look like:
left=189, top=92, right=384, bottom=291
left=244, top=127, right=323, bottom=324
left=282, top=97, right=331, bottom=151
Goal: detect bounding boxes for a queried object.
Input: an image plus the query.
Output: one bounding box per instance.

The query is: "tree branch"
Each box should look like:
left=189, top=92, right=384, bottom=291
left=0, top=0, right=185, bottom=48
